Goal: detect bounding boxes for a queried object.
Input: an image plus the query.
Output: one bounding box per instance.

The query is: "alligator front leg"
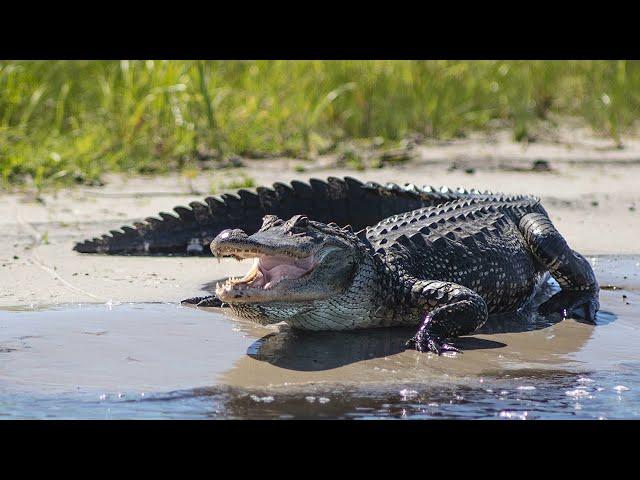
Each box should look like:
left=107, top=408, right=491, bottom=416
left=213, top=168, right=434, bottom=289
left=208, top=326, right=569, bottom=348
left=181, top=294, right=226, bottom=307
left=406, top=281, right=488, bottom=354
left=519, top=213, right=599, bottom=323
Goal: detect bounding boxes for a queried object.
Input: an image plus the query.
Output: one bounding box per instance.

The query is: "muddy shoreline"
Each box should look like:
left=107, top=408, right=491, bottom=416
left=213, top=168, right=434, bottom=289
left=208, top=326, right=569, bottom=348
left=1, top=255, right=638, bottom=418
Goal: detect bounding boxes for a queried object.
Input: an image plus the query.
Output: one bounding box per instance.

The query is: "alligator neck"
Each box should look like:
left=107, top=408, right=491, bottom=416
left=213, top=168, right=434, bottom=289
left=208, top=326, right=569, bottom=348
left=281, top=248, right=396, bottom=330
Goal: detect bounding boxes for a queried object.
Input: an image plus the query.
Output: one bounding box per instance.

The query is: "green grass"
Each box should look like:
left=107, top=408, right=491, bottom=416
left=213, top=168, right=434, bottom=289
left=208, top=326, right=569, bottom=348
left=1, top=60, right=639, bottom=189
left=210, top=173, right=257, bottom=193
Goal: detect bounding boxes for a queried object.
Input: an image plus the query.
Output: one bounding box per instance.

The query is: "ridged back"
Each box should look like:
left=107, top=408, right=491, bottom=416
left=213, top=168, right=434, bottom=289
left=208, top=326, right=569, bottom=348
left=73, top=177, right=500, bottom=255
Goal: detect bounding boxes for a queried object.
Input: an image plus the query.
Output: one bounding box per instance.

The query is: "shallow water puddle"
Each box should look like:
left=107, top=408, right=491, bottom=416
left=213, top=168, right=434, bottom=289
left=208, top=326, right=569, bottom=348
left=0, top=255, right=639, bottom=419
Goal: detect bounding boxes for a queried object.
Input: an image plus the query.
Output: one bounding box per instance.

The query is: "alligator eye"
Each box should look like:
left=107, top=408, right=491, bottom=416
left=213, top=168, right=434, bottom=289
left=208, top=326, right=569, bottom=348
left=294, top=215, right=309, bottom=228
left=285, top=215, right=309, bottom=232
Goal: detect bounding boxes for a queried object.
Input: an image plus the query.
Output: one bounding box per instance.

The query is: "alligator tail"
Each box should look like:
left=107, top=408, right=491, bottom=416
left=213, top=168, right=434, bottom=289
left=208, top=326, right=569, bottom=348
left=73, top=177, right=492, bottom=255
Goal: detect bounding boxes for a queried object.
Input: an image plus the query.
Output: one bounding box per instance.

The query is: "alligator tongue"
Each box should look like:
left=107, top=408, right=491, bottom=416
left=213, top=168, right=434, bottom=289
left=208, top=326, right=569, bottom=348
left=259, top=255, right=313, bottom=285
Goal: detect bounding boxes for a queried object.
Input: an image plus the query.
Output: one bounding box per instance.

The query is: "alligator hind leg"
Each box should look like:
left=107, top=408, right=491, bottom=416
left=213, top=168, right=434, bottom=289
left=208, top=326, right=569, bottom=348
left=181, top=295, right=226, bottom=307
left=406, top=281, right=489, bottom=354
left=519, top=213, right=599, bottom=323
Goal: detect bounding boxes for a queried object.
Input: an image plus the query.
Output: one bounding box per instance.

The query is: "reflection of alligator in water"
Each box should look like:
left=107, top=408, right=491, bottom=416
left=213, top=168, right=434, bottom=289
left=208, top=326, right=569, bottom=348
left=75, top=177, right=600, bottom=354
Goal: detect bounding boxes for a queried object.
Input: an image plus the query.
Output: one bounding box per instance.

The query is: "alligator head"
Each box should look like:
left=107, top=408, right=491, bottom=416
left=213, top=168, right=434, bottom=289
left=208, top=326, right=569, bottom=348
left=210, top=214, right=375, bottom=326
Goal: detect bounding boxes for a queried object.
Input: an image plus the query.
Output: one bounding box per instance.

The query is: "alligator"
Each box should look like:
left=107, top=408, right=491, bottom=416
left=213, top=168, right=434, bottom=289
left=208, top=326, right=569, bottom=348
left=74, top=177, right=599, bottom=354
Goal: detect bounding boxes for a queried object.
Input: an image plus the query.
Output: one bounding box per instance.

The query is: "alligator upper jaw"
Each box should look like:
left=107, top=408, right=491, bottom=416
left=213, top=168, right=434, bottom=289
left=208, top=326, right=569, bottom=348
left=215, top=251, right=318, bottom=303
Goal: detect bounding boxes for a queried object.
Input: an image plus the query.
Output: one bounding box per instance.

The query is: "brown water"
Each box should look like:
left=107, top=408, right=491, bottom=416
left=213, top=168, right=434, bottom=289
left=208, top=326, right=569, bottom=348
left=1, top=255, right=638, bottom=419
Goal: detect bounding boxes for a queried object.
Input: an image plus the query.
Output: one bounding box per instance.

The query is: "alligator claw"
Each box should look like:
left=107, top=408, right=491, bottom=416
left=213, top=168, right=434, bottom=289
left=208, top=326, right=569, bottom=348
left=181, top=296, right=205, bottom=305
left=407, top=334, right=462, bottom=355
left=538, top=290, right=599, bottom=324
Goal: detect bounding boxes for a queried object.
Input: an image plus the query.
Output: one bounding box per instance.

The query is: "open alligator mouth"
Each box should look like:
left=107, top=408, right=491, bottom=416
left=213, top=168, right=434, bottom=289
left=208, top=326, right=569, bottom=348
left=215, top=250, right=317, bottom=303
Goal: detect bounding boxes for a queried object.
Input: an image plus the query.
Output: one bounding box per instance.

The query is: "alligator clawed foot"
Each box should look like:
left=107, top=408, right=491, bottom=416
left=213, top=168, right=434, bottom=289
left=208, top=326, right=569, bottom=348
left=538, top=289, right=599, bottom=324
left=181, top=295, right=225, bottom=308
left=406, top=334, right=462, bottom=355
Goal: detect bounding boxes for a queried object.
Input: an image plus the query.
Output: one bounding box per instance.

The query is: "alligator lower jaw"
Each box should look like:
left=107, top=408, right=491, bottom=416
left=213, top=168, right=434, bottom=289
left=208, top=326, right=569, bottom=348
left=215, top=253, right=317, bottom=303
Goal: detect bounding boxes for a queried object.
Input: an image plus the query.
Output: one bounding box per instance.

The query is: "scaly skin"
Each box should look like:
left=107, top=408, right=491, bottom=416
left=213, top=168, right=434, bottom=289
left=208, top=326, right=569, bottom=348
left=75, top=177, right=599, bottom=354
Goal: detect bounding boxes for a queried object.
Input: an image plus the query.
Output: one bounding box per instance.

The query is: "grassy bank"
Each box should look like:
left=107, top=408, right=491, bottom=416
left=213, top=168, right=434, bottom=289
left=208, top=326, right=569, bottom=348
left=1, top=60, right=639, bottom=189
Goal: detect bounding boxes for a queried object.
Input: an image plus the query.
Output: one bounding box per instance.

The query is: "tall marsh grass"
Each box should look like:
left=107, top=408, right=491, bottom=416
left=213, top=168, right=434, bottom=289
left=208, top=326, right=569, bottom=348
left=1, top=60, right=639, bottom=188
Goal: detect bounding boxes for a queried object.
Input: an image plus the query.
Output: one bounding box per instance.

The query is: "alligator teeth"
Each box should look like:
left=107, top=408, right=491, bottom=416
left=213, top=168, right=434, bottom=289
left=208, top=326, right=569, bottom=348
left=240, top=258, right=260, bottom=281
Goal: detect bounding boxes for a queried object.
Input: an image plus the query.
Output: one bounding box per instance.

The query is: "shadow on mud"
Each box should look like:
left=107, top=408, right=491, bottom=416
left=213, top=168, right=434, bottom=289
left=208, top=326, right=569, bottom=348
left=247, top=328, right=506, bottom=371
